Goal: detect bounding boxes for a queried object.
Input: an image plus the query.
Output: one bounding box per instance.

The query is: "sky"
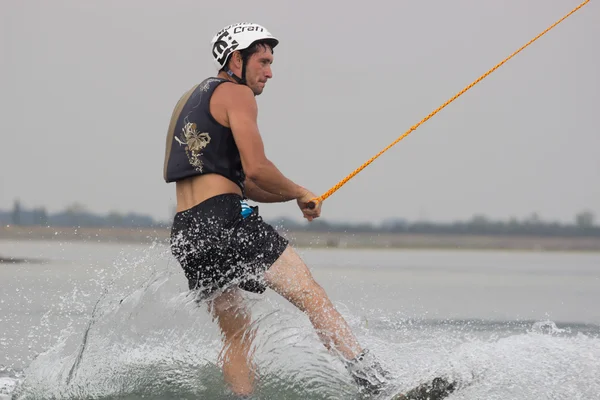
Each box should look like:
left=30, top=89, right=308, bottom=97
left=1, top=0, right=599, bottom=225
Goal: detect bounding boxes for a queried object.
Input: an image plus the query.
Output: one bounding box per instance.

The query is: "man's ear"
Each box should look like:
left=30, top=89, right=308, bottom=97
left=232, top=51, right=243, bottom=68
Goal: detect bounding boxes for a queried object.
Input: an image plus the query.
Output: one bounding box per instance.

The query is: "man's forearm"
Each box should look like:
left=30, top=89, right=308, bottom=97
left=244, top=178, right=288, bottom=203
left=246, top=160, right=305, bottom=201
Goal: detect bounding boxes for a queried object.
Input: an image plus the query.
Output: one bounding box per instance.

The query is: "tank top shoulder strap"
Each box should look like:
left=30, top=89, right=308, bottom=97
left=194, top=77, right=231, bottom=114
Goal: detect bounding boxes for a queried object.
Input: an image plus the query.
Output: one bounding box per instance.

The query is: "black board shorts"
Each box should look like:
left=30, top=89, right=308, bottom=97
left=170, top=193, right=289, bottom=299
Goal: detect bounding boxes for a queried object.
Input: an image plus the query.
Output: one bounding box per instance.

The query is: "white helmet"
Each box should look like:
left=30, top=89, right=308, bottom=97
left=210, top=22, right=278, bottom=82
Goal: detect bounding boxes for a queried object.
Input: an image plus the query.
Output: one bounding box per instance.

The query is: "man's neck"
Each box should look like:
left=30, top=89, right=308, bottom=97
left=217, top=71, right=238, bottom=83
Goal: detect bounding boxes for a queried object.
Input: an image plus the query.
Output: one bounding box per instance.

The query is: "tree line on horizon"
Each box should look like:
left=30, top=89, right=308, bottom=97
left=2, top=199, right=599, bottom=238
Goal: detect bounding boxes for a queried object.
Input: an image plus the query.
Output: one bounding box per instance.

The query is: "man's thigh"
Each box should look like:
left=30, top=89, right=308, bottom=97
left=263, top=246, right=326, bottom=307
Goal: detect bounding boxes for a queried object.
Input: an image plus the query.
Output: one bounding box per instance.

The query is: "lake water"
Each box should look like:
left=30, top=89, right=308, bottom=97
left=1, top=239, right=599, bottom=399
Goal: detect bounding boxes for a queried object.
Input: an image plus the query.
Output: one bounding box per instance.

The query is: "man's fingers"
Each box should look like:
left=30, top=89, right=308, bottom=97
left=303, top=213, right=319, bottom=220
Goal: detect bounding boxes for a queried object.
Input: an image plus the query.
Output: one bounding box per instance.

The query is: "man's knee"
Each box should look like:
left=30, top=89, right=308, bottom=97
left=291, top=279, right=331, bottom=312
left=209, top=289, right=251, bottom=332
left=264, top=246, right=333, bottom=310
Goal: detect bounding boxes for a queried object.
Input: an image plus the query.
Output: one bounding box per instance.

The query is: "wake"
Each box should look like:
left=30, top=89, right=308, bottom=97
left=3, top=249, right=600, bottom=400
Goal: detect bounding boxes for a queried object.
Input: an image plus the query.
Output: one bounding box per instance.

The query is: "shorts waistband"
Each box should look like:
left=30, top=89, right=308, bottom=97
left=174, top=193, right=243, bottom=219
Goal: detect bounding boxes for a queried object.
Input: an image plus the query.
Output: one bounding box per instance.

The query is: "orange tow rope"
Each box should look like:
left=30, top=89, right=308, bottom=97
left=307, top=0, right=590, bottom=209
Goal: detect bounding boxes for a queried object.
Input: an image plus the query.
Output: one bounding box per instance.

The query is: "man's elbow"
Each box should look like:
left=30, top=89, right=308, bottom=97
left=245, top=160, right=270, bottom=181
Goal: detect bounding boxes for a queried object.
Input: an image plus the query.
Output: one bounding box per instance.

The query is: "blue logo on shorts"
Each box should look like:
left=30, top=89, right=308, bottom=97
left=240, top=200, right=252, bottom=218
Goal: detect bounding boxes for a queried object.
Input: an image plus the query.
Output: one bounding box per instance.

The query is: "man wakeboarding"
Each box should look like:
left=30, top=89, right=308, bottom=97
left=163, top=21, right=457, bottom=399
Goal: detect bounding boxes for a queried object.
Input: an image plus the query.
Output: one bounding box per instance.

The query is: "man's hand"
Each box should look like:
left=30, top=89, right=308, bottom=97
left=296, top=189, right=321, bottom=221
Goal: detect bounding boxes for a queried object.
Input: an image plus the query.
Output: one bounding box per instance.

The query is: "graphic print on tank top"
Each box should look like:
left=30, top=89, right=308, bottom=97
left=174, top=118, right=212, bottom=173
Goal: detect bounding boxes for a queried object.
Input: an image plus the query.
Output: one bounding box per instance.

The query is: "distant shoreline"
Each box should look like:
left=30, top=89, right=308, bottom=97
left=1, top=225, right=600, bottom=253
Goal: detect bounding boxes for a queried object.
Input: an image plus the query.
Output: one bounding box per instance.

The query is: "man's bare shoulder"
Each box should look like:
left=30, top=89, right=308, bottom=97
left=214, top=82, right=257, bottom=110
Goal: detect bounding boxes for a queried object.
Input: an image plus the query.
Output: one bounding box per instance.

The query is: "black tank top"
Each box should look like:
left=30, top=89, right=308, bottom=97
left=163, top=77, right=245, bottom=193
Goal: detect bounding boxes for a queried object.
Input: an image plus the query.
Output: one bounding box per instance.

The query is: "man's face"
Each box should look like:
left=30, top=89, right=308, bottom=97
left=244, top=46, right=274, bottom=96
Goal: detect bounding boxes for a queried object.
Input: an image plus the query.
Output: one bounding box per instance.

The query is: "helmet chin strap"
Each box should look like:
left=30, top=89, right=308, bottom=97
left=225, top=68, right=243, bottom=84
left=225, top=53, right=248, bottom=85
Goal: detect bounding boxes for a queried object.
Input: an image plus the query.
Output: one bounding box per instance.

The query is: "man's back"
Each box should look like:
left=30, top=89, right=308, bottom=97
left=164, top=78, right=246, bottom=212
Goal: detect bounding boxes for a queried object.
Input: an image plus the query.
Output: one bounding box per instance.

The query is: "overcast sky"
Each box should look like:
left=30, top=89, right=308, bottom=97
left=2, top=0, right=598, bottom=225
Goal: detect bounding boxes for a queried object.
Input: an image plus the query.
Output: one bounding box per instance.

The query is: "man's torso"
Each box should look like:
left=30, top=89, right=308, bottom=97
left=163, top=77, right=245, bottom=212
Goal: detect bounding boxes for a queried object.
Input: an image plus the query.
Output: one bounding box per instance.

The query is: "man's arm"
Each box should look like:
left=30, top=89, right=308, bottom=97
left=244, top=178, right=289, bottom=203
left=225, top=84, right=307, bottom=201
